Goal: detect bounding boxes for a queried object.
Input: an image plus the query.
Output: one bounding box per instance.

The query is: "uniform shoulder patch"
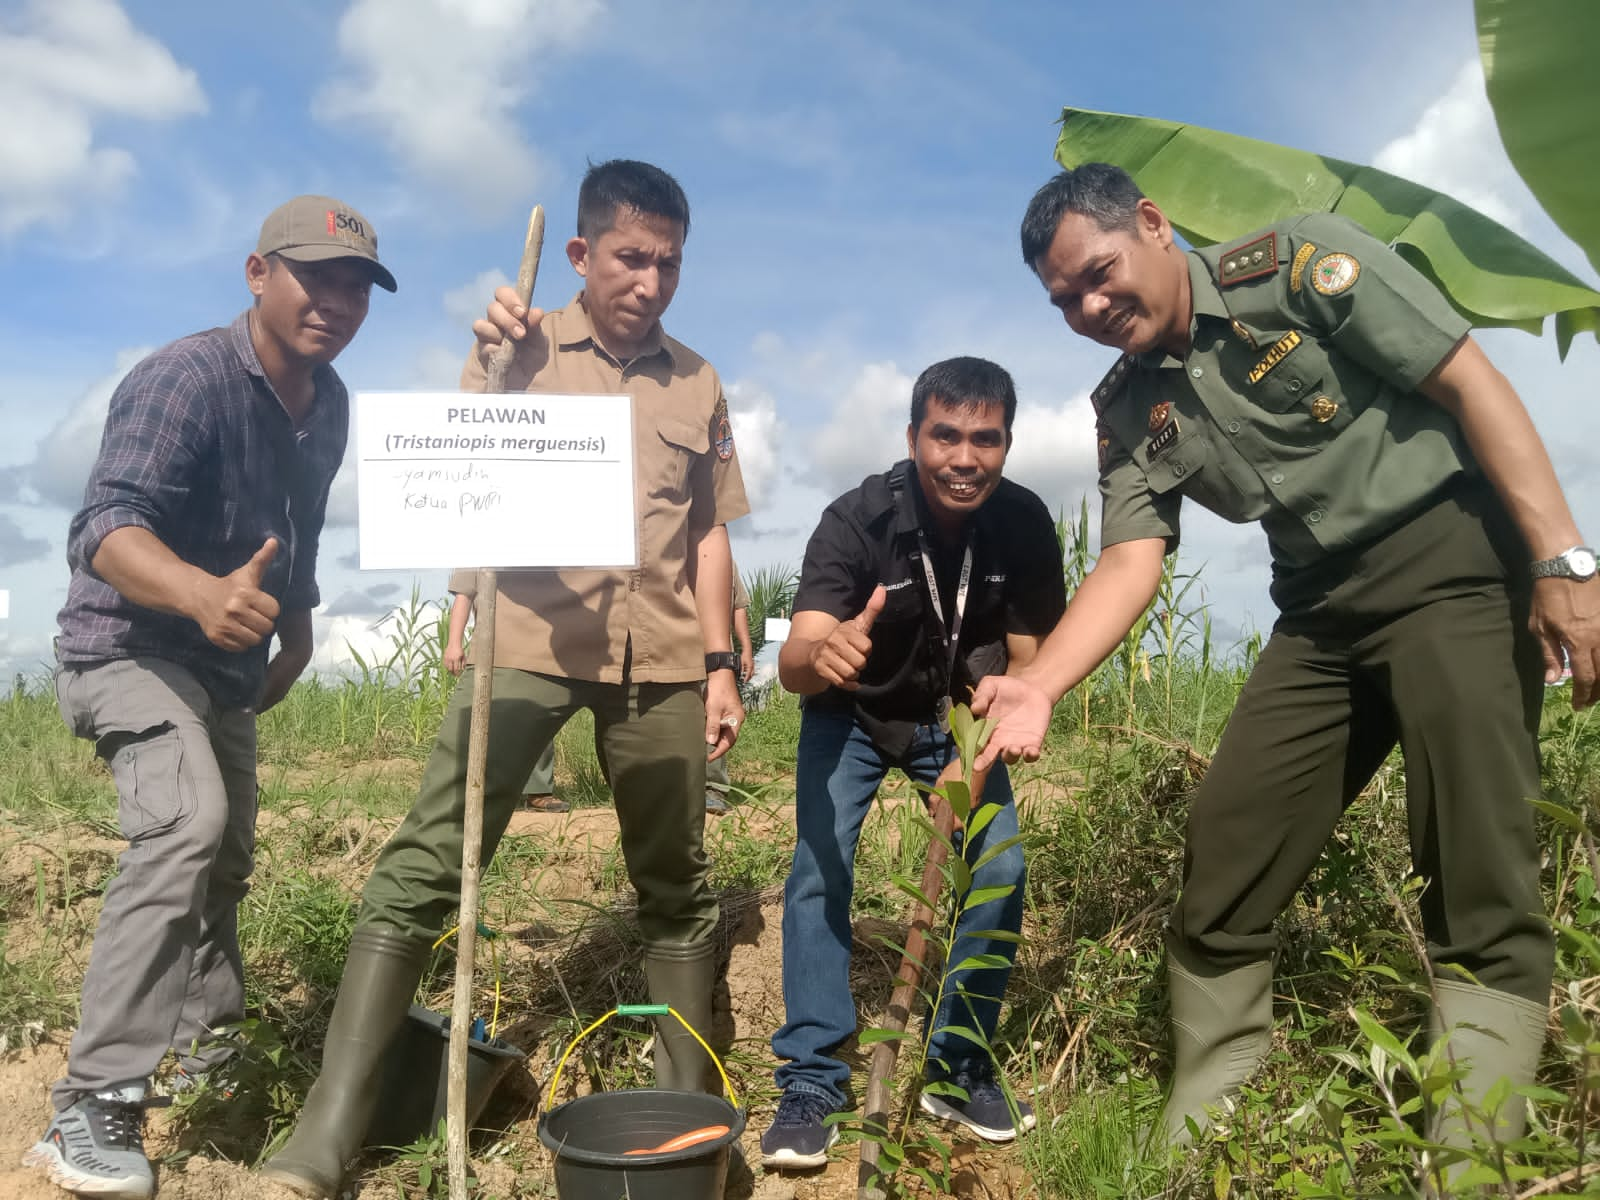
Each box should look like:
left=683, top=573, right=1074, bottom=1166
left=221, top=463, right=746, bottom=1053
left=713, top=396, right=735, bottom=460
left=1218, top=231, right=1279, bottom=286
left=1090, top=354, right=1133, bottom=415
left=1310, top=252, right=1360, bottom=296
left=1288, top=241, right=1317, bottom=293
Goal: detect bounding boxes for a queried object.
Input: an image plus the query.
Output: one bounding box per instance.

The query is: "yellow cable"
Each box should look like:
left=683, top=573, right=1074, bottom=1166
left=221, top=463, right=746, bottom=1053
left=544, top=1007, right=738, bottom=1109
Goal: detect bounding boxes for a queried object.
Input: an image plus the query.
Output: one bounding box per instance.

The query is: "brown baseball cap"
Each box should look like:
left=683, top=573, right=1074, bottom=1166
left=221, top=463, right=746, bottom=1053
left=256, top=195, right=398, bottom=292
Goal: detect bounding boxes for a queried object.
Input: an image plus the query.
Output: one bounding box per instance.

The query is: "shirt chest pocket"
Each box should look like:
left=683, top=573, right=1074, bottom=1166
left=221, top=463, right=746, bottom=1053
left=875, top=581, right=925, bottom=628
left=1244, top=335, right=1353, bottom=436
left=1132, top=423, right=1210, bottom=495
left=650, top=415, right=708, bottom=501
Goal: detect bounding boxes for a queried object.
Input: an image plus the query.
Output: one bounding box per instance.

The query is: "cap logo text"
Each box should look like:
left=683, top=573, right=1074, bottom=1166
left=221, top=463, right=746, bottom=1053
left=332, top=212, right=368, bottom=241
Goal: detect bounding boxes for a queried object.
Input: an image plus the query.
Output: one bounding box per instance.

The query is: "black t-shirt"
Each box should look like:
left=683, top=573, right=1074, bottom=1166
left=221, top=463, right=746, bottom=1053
left=794, top=460, right=1068, bottom=757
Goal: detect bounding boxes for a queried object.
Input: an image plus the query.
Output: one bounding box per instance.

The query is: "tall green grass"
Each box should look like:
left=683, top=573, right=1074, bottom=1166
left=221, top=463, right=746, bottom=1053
left=2, top=564, right=1598, bottom=1197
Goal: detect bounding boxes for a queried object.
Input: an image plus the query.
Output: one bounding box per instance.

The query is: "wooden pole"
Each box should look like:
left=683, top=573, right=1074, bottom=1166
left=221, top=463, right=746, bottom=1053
left=448, top=204, right=544, bottom=1200
left=857, top=791, right=958, bottom=1200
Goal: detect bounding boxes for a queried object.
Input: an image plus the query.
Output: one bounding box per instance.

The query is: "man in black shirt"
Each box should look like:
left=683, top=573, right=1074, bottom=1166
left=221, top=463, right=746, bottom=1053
left=760, top=357, right=1067, bottom=1168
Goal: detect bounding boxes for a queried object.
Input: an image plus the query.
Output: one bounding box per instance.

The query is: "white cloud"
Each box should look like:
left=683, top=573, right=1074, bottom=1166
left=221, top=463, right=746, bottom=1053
left=724, top=382, right=784, bottom=509
left=308, top=598, right=449, bottom=679
left=810, top=360, right=917, bottom=496
left=443, top=269, right=512, bottom=331
left=320, top=0, right=602, bottom=216
left=1372, top=57, right=1529, bottom=232
left=1003, top=388, right=1099, bottom=514
left=0, top=0, right=205, bottom=236
left=0, top=513, right=50, bottom=566
left=28, top=347, right=150, bottom=509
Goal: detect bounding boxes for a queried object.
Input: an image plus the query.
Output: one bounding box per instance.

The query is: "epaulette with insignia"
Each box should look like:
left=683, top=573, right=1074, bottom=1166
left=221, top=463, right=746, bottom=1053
left=1218, top=231, right=1279, bottom=286
left=1090, top=354, right=1133, bottom=415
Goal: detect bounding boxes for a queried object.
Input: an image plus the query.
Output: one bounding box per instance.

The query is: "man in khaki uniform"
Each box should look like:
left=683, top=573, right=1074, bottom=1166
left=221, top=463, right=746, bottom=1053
left=976, top=164, right=1598, bottom=1161
left=264, top=160, right=748, bottom=1199
left=442, top=578, right=568, bottom=811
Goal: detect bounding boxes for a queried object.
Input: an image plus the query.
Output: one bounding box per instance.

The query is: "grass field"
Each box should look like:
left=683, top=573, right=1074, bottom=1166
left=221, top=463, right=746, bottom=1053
left=1, top=559, right=1598, bottom=1198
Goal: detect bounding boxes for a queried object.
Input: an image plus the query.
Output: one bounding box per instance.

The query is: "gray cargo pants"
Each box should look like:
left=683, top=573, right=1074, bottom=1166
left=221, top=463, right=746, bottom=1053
left=52, top=656, right=257, bottom=1108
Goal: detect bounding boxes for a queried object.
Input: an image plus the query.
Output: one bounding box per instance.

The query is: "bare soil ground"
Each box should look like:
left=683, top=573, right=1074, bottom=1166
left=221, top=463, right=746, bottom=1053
left=1, top=801, right=1036, bottom=1199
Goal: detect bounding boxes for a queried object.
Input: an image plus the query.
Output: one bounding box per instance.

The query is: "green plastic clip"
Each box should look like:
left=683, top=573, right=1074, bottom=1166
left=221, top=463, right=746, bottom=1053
left=616, top=1003, right=670, bottom=1017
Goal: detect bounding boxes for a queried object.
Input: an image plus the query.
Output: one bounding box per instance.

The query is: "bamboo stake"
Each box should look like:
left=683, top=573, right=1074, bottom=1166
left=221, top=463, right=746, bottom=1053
left=857, top=790, right=958, bottom=1200
left=448, top=204, right=544, bottom=1200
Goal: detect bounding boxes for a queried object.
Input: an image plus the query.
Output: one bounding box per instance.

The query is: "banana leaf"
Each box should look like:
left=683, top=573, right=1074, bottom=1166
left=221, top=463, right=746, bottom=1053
left=1053, top=107, right=1600, bottom=359
left=1476, top=0, right=1600, bottom=279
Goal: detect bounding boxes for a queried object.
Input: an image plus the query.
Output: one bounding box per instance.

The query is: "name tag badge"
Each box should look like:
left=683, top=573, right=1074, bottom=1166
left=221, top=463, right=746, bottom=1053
left=1147, top=417, right=1179, bottom=458
left=1246, top=330, right=1303, bottom=385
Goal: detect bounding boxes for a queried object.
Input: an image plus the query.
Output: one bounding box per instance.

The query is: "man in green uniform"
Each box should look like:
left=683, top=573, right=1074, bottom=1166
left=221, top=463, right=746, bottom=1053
left=976, top=163, right=1598, bottom=1157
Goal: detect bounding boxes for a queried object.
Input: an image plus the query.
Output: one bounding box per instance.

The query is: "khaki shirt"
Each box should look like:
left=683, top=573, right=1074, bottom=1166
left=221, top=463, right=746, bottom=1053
left=452, top=294, right=749, bottom=683
left=1096, top=212, right=1472, bottom=567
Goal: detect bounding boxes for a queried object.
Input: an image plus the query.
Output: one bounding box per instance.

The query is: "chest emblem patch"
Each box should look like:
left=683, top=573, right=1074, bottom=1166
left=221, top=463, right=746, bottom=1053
left=1310, top=395, right=1339, bottom=423
left=1246, top=330, right=1303, bottom=384
left=1311, top=252, right=1361, bottom=295
left=1147, top=401, right=1171, bottom=433
left=713, top=398, right=735, bottom=461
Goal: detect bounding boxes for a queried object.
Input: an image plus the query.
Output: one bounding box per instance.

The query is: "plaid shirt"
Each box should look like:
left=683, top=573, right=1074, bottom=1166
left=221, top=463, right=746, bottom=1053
left=57, top=311, right=348, bottom=709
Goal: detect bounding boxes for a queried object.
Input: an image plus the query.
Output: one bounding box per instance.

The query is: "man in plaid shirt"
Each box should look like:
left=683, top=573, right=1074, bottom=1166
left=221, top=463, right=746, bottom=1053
left=24, top=196, right=395, bottom=1200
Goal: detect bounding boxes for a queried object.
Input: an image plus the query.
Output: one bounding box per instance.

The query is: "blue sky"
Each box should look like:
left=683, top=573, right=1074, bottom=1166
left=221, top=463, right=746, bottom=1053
left=2, top=0, right=1597, bottom=678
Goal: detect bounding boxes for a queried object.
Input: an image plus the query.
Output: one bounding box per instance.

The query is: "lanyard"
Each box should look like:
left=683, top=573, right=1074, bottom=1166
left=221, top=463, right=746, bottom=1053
left=916, top=530, right=974, bottom=688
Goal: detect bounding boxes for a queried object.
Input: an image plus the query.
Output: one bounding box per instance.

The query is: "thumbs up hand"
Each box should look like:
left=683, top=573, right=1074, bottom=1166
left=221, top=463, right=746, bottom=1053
left=808, top=584, right=887, bottom=691
left=194, top=537, right=282, bottom=651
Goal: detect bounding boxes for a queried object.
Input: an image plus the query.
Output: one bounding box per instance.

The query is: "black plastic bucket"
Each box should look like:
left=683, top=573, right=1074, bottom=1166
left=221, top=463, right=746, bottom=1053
left=366, top=1004, right=526, bottom=1147
left=537, top=1088, right=745, bottom=1200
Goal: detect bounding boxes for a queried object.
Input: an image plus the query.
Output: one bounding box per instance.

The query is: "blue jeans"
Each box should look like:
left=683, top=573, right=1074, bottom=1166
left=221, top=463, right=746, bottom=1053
left=771, top=704, right=1027, bottom=1107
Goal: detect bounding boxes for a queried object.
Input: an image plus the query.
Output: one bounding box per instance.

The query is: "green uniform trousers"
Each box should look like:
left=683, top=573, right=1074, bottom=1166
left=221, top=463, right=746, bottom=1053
left=358, top=667, right=717, bottom=945
left=1169, top=481, right=1553, bottom=1004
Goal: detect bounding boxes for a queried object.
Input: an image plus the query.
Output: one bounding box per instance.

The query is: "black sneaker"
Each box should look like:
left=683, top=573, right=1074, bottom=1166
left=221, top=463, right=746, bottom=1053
left=759, top=1088, right=839, bottom=1169
left=919, top=1066, right=1037, bottom=1143
left=22, top=1086, right=154, bottom=1199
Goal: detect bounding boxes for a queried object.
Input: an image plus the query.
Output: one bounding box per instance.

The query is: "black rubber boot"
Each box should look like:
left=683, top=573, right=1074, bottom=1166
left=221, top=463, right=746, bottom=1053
left=641, top=939, right=717, bottom=1092
left=260, top=925, right=431, bottom=1198
left=1161, top=942, right=1273, bottom=1145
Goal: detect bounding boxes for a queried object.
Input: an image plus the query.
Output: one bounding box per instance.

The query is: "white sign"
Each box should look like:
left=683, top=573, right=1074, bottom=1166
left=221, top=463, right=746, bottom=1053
left=355, top=392, right=637, bottom=570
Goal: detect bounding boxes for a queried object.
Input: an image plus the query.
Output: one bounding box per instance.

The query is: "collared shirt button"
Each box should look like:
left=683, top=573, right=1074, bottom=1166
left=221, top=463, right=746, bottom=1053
left=1190, top=367, right=1204, bottom=378
left=1172, top=463, right=1186, bottom=477
left=1287, top=379, right=1303, bottom=393
left=1308, top=509, right=1324, bottom=523
left=1270, top=471, right=1285, bottom=485
left=1226, top=419, right=1240, bottom=434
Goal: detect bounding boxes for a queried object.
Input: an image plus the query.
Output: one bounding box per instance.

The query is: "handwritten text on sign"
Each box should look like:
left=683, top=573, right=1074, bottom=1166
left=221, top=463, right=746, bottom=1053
left=355, top=392, right=637, bottom=570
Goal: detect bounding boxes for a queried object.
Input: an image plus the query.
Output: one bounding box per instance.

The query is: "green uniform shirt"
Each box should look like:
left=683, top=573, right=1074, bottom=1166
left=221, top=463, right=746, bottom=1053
left=1095, top=212, right=1474, bottom=567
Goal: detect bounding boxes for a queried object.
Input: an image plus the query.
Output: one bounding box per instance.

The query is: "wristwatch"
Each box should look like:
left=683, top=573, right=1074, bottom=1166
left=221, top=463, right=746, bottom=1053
left=705, top=651, right=739, bottom=675
left=1530, top=546, right=1598, bottom=582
